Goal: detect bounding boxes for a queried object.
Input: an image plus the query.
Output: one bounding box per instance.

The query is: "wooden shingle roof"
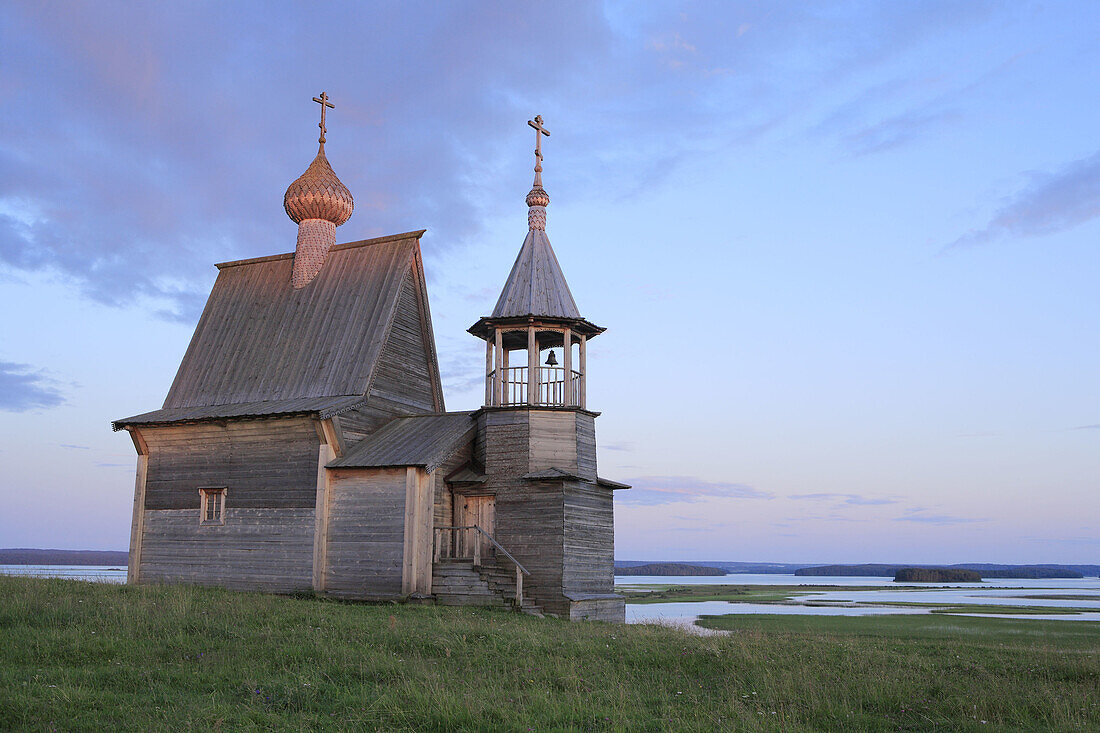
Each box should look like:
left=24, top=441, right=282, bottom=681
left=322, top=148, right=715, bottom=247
left=162, top=231, right=428, bottom=409
left=328, top=412, right=475, bottom=472
left=112, top=395, right=364, bottom=431
left=491, top=228, right=580, bottom=320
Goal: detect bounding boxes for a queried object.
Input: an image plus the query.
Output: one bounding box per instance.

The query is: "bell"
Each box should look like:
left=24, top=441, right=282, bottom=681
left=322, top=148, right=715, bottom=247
left=544, top=350, right=559, bottom=366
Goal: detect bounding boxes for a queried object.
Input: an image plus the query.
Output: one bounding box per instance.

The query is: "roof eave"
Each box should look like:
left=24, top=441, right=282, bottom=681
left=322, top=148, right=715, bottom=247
left=467, top=315, right=605, bottom=340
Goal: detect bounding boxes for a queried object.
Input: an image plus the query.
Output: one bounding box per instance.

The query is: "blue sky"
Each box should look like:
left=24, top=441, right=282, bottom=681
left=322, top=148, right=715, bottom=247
left=1, top=1, right=1097, bottom=563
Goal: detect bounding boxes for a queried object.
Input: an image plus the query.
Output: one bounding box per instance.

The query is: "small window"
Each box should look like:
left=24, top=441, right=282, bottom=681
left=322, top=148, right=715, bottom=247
left=199, top=488, right=227, bottom=525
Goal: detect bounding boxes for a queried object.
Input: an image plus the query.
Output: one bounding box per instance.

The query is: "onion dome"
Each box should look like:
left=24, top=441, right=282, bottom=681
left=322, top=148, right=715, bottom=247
left=283, top=145, right=354, bottom=226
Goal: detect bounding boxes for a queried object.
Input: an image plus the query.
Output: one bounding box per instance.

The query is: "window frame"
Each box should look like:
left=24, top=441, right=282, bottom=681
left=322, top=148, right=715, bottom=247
left=198, top=487, right=227, bottom=526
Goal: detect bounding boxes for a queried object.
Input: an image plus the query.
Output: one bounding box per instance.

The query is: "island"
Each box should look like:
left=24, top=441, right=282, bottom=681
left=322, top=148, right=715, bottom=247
left=795, top=563, right=1084, bottom=579
left=614, top=562, right=726, bottom=576
left=894, top=568, right=982, bottom=582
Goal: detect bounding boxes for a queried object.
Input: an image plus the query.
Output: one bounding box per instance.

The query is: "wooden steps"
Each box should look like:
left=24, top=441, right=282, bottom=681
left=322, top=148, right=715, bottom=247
left=433, top=559, right=541, bottom=614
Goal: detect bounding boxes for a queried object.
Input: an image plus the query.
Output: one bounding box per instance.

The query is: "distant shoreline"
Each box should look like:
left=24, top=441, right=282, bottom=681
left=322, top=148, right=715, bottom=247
left=0, top=549, right=129, bottom=566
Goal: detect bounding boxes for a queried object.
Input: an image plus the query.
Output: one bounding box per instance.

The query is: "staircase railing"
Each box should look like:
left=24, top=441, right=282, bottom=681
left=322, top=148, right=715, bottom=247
left=434, top=524, right=530, bottom=608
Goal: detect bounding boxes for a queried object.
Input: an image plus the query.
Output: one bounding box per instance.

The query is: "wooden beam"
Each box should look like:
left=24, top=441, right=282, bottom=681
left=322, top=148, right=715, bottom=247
left=126, top=454, right=148, bottom=584
left=562, top=327, right=573, bottom=406
left=320, top=418, right=345, bottom=458
left=312, top=443, right=335, bottom=592
left=493, top=329, right=504, bottom=407
left=128, top=428, right=149, bottom=456
left=485, top=338, right=493, bottom=406
left=401, top=467, right=427, bottom=595
left=527, top=326, right=538, bottom=405
left=578, top=334, right=587, bottom=409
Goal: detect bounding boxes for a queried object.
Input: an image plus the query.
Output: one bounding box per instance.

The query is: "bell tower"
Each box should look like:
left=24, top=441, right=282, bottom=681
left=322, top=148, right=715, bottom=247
left=468, top=115, right=605, bottom=415
left=464, top=116, right=624, bottom=621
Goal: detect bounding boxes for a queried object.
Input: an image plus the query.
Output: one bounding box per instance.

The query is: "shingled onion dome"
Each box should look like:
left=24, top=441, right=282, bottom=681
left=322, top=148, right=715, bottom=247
left=284, top=94, right=354, bottom=288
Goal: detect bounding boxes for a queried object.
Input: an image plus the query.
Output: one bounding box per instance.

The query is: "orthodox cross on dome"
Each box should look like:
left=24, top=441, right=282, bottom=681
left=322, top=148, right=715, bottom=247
left=313, top=92, right=335, bottom=145
left=528, top=115, right=550, bottom=174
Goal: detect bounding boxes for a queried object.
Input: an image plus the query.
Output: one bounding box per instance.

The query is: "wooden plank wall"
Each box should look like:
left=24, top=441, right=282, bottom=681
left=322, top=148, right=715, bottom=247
left=139, top=508, right=315, bottom=592
left=527, top=411, right=578, bottom=474
left=433, top=442, right=472, bottom=528
left=135, top=417, right=320, bottom=593
left=562, top=480, right=615, bottom=594
left=323, top=468, right=407, bottom=598
left=142, top=418, right=320, bottom=509
left=339, top=271, right=441, bottom=450
left=367, top=271, right=437, bottom=415
left=574, top=412, right=598, bottom=481
left=477, top=410, right=568, bottom=615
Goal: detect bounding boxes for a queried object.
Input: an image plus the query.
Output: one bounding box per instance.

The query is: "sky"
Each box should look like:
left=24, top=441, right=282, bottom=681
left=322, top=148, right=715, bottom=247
left=1, top=1, right=1097, bottom=564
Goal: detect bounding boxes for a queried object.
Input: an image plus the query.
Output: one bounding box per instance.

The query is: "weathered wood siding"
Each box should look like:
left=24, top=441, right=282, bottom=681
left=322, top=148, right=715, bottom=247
left=324, top=468, right=407, bottom=598
left=337, top=270, right=443, bottom=449
left=563, top=480, right=615, bottom=594
left=368, top=271, right=437, bottom=413
left=493, top=480, right=566, bottom=615
left=434, top=442, right=472, bottom=528
left=139, top=508, right=315, bottom=593
left=142, top=418, right=320, bottom=510
left=574, top=412, right=597, bottom=481
left=477, top=409, right=567, bottom=614
left=528, top=411, right=577, bottom=473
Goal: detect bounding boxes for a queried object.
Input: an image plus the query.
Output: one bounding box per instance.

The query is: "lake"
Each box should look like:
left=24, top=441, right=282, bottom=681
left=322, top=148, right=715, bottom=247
left=617, top=573, right=1100, bottom=624
left=5, top=566, right=1098, bottom=623
left=0, top=565, right=127, bottom=583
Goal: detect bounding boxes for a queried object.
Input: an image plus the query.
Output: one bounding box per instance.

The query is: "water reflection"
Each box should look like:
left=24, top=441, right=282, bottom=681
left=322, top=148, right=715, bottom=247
left=619, top=574, right=1100, bottom=624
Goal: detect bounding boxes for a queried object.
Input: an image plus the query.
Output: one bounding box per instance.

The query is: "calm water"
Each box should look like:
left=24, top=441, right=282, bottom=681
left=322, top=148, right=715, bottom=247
left=617, top=574, right=1100, bottom=624
left=6, top=566, right=1098, bottom=623
left=0, top=565, right=126, bottom=583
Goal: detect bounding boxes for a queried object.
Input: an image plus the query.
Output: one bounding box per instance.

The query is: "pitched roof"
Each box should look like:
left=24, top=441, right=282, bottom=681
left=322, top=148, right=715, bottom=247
left=491, top=228, right=581, bottom=319
left=328, top=412, right=475, bottom=472
left=112, top=395, right=364, bottom=431
left=162, top=231, right=426, bottom=409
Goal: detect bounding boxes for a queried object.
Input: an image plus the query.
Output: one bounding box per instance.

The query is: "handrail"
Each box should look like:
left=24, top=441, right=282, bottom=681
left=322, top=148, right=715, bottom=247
left=433, top=524, right=530, bottom=609
left=473, top=524, right=529, bottom=576
left=434, top=525, right=529, bottom=576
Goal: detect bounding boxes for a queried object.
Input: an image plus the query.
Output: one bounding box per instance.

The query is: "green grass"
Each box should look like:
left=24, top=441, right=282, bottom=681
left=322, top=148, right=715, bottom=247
left=1, top=577, right=1099, bottom=731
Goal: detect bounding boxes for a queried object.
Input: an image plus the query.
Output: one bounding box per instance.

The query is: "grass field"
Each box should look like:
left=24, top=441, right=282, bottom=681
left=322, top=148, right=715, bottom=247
left=1, top=577, right=1098, bottom=731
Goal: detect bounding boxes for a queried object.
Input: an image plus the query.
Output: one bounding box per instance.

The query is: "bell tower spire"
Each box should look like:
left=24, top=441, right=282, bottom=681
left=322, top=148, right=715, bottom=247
left=469, top=115, right=604, bottom=409
left=525, top=115, right=551, bottom=231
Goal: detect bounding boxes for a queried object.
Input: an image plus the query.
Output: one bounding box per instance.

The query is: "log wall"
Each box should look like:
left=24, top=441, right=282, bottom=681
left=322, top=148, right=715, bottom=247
left=139, top=508, right=315, bottom=593
left=142, top=418, right=320, bottom=509
left=563, top=480, right=615, bottom=594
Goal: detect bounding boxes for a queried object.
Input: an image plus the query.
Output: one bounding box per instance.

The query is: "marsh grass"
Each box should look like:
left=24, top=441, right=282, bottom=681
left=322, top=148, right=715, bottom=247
left=1, top=577, right=1098, bottom=731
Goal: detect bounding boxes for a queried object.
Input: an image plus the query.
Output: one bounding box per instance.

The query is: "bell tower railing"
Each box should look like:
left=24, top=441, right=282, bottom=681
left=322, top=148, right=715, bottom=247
left=487, top=366, right=582, bottom=406
left=483, top=324, right=587, bottom=408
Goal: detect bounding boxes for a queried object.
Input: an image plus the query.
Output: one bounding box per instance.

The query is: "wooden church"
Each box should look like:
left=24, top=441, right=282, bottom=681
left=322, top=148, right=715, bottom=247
left=113, top=98, right=628, bottom=621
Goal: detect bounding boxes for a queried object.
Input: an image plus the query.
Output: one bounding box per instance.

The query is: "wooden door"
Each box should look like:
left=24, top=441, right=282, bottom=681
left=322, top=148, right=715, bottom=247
left=456, top=495, right=495, bottom=559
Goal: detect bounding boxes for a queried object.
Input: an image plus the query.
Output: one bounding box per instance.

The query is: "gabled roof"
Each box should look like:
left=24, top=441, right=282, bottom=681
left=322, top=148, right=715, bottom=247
left=328, top=412, right=475, bottom=472
left=491, top=228, right=580, bottom=320
left=112, top=395, right=364, bottom=431
left=161, top=231, right=429, bottom=409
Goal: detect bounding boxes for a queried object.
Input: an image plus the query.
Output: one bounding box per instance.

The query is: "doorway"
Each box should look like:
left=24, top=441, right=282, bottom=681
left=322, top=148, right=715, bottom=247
left=456, top=494, right=495, bottom=559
